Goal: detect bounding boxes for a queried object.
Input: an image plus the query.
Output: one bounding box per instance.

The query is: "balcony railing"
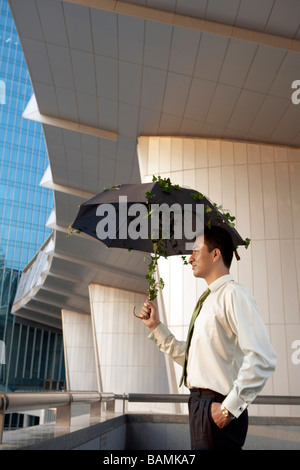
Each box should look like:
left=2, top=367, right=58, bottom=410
left=1, top=391, right=299, bottom=444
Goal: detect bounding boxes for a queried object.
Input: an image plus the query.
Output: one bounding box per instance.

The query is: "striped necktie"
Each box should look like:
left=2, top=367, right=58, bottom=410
left=179, top=288, right=211, bottom=387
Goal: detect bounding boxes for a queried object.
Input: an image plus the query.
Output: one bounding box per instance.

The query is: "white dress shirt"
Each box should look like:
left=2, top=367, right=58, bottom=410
left=149, top=274, right=277, bottom=418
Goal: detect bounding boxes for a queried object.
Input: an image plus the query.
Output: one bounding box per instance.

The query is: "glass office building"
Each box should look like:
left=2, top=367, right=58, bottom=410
left=0, top=0, right=65, bottom=403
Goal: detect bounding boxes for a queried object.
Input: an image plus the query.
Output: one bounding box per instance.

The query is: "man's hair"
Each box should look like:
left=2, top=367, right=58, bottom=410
left=204, top=226, right=234, bottom=268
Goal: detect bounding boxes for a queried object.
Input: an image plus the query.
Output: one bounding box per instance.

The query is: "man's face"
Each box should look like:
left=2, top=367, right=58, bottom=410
left=188, top=236, right=214, bottom=279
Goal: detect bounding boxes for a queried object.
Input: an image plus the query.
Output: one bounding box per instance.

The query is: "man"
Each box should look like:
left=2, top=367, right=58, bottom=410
left=139, top=226, right=276, bottom=450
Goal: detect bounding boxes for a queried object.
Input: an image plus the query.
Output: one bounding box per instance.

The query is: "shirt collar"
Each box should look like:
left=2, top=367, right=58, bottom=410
left=208, top=274, right=234, bottom=293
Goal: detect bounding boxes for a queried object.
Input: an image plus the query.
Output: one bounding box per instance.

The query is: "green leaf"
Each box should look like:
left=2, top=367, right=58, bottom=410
left=190, top=191, right=204, bottom=200
left=244, top=238, right=251, bottom=249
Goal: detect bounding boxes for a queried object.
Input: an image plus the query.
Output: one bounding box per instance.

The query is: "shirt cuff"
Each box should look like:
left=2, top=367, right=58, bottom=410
left=148, top=322, right=172, bottom=345
left=222, top=390, right=248, bottom=418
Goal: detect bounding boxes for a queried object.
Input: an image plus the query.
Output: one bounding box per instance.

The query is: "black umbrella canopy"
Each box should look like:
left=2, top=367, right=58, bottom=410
left=72, top=179, right=247, bottom=256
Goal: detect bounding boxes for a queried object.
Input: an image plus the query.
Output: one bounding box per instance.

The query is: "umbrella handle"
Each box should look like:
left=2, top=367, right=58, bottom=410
left=132, top=306, right=142, bottom=319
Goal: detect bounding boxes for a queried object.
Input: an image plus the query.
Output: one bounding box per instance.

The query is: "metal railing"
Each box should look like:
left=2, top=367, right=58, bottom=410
left=1, top=392, right=299, bottom=445
left=125, top=393, right=300, bottom=406
left=0, top=391, right=115, bottom=444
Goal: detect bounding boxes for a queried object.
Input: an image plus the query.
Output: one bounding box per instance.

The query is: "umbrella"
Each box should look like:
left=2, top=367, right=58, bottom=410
left=71, top=178, right=247, bottom=256
left=71, top=177, right=249, bottom=301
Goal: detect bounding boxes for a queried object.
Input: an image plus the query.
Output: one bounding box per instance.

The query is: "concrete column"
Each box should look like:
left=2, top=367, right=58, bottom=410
left=61, top=309, right=98, bottom=392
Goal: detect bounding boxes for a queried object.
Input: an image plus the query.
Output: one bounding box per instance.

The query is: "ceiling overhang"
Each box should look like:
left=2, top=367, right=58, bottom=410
left=62, top=0, right=300, bottom=52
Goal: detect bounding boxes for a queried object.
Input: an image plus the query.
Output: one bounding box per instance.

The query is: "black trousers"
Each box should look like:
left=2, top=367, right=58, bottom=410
left=188, top=388, right=248, bottom=450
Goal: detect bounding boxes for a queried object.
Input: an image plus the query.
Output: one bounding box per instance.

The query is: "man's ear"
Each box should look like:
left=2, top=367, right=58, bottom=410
left=212, top=248, right=222, bottom=262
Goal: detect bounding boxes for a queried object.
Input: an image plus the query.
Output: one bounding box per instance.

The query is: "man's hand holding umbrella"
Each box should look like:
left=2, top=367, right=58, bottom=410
left=139, top=299, right=160, bottom=331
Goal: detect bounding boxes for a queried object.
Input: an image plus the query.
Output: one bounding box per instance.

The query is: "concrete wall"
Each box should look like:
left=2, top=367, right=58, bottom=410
left=12, top=414, right=300, bottom=450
